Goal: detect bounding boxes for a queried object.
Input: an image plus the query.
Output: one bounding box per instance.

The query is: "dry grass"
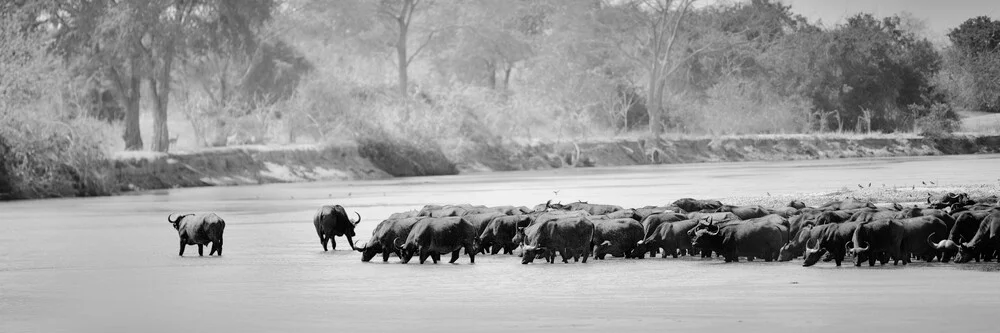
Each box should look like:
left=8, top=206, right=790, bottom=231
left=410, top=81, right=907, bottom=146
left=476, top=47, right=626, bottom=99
left=959, top=112, right=1000, bottom=134
left=721, top=183, right=1000, bottom=208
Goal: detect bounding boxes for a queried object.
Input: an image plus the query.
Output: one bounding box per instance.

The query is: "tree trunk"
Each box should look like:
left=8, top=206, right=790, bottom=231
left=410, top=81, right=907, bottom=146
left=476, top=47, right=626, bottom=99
left=646, top=68, right=665, bottom=136
left=396, top=18, right=409, bottom=95
left=503, top=66, right=512, bottom=90
left=122, top=55, right=143, bottom=150
left=150, top=42, right=176, bottom=153
left=486, top=60, right=496, bottom=90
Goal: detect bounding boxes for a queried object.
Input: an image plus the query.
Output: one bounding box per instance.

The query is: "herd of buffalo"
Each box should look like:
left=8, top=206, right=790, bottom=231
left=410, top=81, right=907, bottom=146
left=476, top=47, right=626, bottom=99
left=167, top=192, right=1000, bottom=266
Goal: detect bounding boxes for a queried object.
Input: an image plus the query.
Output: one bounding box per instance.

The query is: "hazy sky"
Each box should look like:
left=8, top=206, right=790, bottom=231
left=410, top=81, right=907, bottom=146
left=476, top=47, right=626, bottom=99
left=777, top=0, right=1000, bottom=40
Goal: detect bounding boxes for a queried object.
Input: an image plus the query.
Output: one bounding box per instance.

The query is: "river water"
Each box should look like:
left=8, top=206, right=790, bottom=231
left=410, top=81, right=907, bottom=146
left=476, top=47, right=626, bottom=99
left=2, top=155, right=999, bottom=333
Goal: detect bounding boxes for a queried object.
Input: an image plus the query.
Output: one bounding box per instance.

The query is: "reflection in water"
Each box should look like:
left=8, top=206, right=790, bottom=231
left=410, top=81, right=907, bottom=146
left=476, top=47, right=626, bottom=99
left=1, top=155, right=998, bottom=332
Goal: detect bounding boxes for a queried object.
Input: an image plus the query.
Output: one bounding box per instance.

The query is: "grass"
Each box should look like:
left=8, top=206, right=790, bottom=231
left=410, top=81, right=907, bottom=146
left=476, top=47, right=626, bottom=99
left=721, top=183, right=1000, bottom=208
left=959, top=112, right=1000, bottom=134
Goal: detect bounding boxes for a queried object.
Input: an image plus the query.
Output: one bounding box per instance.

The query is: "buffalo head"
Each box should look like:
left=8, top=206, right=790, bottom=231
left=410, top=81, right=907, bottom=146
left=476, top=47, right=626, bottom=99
left=521, top=244, right=546, bottom=264
left=394, top=237, right=415, bottom=264
left=802, top=239, right=825, bottom=267
left=167, top=213, right=195, bottom=230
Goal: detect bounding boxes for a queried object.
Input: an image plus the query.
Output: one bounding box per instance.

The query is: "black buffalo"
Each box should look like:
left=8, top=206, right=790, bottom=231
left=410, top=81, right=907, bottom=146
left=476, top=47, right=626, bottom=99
left=395, top=217, right=478, bottom=264
left=592, top=219, right=645, bottom=259
left=478, top=215, right=532, bottom=255
left=357, top=217, right=422, bottom=262
left=716, top=205, right=770, bottom=220
left=462, top=212, right=505, bottom=253
left=818, top=198, right=876, bottom=211
left=949, top=210, right=990, bottom=245
left=801, top=222, right=860, bottom=267
left=518, top=217, right=595, bottom=264
left=956, top=209, right=1000, bottom=263
left=640, top=212, right=689, bottom=256
left=169, top=213, right=225, bottom=257
left=847, top=220, right=905, bottom=266
left=638, top=219, right=699, bottom=258
left=690, top=220, right=784, bottom=262
left=313, top=205, right=362, bottom=251
left=898, top=216, right=950, bottom=263
left=778, top=224, right=814, bottom=262
left=671, top=198, right=724, bottom=212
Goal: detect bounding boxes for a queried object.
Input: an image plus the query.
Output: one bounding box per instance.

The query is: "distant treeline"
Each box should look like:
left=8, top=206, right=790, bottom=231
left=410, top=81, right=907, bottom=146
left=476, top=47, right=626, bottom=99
left=2, top=1, right=1000, bottom=199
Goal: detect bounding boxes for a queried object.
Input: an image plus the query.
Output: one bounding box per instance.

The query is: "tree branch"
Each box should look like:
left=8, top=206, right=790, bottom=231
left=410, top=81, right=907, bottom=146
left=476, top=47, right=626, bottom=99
left=406, top=30, right=436, bottom=66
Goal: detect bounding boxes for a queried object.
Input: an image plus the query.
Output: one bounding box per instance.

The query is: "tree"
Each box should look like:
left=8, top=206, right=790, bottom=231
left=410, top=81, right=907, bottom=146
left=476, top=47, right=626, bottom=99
left=596, top=0, right=734, bottom=135
left=945, top=16, right=1000, bottom=112
left=296, top=0, right=444, bottom=95
left=46, top=0, right=274, bottom=152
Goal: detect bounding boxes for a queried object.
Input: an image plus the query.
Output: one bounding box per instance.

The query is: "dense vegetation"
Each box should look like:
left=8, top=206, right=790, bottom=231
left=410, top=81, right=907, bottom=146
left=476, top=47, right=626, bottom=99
left=2, top=0, right=1000, bottom=199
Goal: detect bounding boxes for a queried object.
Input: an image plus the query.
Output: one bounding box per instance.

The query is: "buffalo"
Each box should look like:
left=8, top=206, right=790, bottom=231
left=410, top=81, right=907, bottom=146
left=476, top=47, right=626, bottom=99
left=898, top=216, right=950, bottom=263
left=638, top=219, right=699, bottom=258
left=518, top=216, right=595, bottom=264
left=847, top=220, right=906, bottom=266
left=169, top=213, right=225, bottom=257
left=956, top=209, right=1000, bottom=263
left=802, top=222, right=860, bottom=267
left=640, top=212, right=689, bottom=256
left=818, top=198, right=876, bottom=211
left=395, top=217, right=478, bottom=264
left=478, top=215, right=532, bottom=255
left=592, top=219, right=645, bottom=259
left=671, top=198, right=724, bottom=212
left=716, top=205, right=771, bottom=220
left=462, top=212, right=506, bottom=253
left=357, top=217, right=422, bottom=262
left=313, top=205, right=362, bottom=251
left=690, top=220, right=784, bottom=262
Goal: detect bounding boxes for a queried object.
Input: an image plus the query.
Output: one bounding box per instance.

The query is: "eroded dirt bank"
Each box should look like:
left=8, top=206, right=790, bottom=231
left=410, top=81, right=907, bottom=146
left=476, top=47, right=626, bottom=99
left=112, top=135, right=1000, bottom=192
left=456, top=135, right=1000, bottom=171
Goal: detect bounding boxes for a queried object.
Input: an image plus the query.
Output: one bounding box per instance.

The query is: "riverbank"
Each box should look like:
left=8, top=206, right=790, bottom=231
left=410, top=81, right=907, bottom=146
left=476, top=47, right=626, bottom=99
left=3, top=133, right=999, bottom=200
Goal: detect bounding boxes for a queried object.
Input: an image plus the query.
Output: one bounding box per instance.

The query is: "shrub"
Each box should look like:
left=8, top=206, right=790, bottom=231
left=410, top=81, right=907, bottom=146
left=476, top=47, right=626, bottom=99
left=0, top=14, right=116, bottom=199
left=686, top=78, right=812, bottom=135
left=911, top=102, right=961, bottom=137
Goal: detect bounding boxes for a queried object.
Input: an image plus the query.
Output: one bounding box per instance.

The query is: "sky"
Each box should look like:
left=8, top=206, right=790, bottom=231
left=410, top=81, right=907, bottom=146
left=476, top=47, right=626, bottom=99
left=776, top=0, right=1000, bottom=41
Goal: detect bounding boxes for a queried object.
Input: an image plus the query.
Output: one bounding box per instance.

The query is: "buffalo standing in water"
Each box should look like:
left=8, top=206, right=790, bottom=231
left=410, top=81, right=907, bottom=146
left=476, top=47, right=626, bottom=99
left=313, top=205, right=362, bottom=251
left=169, top=213, right=226, bottom=257
left=395, top=217, right=479, bottom=264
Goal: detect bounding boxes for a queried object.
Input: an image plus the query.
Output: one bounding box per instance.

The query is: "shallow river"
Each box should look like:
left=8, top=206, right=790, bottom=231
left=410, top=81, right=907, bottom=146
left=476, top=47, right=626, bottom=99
left=2, top=155, right=999, bottom=333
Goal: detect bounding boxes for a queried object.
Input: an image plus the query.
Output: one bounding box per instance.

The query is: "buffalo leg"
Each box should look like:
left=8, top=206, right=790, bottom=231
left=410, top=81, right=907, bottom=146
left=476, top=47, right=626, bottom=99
left=868, top=256, right=876, bottom=266
left=210, top=242, right=217, bottom=256
left=178, top=241, right=186, bottom=256
left=330, top=238, right=337, bottom=251
left=468, top=247, right=476, bottom=264
left=419, top=251, right=429, bottom=264
left=198, top=245, right=204, bottom=257
left=672, top=249, right=679, bottom=259
left=382, top=251, right=391, bottom=262
left=450, top=250, right=460, bottom=264
left=318, top=231, right=328, bottom=251
left=431, top=253, right=440, bottom=263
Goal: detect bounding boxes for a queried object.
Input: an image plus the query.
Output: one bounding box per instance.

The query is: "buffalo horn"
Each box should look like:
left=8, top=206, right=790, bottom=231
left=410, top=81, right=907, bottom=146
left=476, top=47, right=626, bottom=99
left=167, top=213, right=179, bottom=223
left=393, top=237, right=405, bottom=250
left=806, top=239, right=821, bottom=253
left=844, top=241, right=853, bottom=253
left=858, top=242, right=870, bottom=252
left=927, top=232, right=940, bottom=249
left=352, top=212, right=362, bottom=225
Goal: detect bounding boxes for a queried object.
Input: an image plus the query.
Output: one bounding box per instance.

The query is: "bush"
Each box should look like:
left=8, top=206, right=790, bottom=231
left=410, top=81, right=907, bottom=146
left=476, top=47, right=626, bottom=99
left=0, top=15, right=116, bottom=199
left=684, top=78, right=812, bottom=135
left=912, top=102, right=961, bottom=137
